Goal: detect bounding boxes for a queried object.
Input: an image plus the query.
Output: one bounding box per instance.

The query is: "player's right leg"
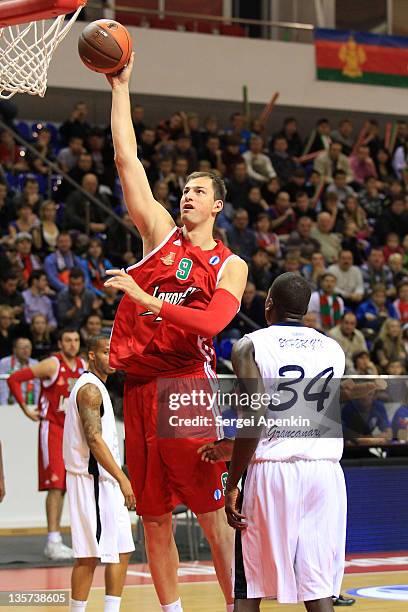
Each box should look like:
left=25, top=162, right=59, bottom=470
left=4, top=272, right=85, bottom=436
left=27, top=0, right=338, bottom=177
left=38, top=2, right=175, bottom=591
left=143, top=513, right=181, bottom=609
left=71, top=557, right=98, bottom=609
left=234, top=599, right=261, bottom=611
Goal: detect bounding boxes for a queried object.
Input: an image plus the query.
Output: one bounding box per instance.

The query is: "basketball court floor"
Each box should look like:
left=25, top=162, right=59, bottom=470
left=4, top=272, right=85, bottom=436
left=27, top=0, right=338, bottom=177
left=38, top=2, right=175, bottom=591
left=1, top=553, right=407, bottom=610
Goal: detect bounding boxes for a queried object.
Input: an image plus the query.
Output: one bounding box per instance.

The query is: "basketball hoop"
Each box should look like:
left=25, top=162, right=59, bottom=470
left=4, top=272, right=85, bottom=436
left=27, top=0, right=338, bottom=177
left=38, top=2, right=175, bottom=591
left=0, top=1, right=87, bottom=99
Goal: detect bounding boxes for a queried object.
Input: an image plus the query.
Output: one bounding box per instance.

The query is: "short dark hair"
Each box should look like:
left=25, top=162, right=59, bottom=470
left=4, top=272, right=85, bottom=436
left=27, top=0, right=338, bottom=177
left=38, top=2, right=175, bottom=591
left=28, top=270, right=46, bottom=286
left=87, top=333, right=110, bottom=353
left=69, top=267, right=85, bottom=281
left=58, top=327, right=80, bottom=341
left=186, top=171, right=226, bottom=202
left=269, top=272, right=311, bottom=318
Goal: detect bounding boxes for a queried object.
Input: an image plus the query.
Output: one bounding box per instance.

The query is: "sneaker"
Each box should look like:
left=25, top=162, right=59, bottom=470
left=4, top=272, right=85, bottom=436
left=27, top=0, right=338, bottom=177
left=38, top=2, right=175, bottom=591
left=332, top=594, right=356, bottom=606
left=44, top=539, right=74, bottom=561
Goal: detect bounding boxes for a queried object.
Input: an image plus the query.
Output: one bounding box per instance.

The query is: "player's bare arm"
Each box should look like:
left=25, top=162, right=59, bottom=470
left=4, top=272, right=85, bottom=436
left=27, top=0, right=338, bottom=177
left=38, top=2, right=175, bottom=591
left=77, top=383, right=136, bottom=509
left=225, top=337, right=265, bottom=531
left=107, top=54, right=175, bottom=251
left=7, top=357, right=59, bottom=421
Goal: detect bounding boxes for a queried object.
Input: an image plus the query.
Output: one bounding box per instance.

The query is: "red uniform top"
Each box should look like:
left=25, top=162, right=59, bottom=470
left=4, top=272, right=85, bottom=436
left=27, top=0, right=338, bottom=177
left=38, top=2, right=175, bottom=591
left=110, top=226, right=237, bottom=378
left=39, top=353, right=85, bottom=427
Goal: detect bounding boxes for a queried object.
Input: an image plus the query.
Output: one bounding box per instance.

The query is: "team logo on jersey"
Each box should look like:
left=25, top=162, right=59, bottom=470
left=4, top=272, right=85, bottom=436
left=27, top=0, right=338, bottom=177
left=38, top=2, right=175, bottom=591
left=140, top=285, right=201, bottom=320
left=209, top=256, right=220, bottom=265
left=213, top=489, right=222, bottom=501
left=221, top=472, right=228, bottom=495
left=161, top=251, right=176, bottom=266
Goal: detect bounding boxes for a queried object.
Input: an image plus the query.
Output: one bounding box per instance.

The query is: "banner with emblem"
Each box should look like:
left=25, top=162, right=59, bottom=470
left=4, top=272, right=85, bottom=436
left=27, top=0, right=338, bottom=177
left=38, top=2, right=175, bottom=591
left=315, top=27, right=408, bottom=88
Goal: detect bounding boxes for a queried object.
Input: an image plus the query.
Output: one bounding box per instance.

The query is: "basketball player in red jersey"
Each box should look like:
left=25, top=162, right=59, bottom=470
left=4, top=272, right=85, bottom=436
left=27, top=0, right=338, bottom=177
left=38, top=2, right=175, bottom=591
left=105, top=54, right=247, bottom=612
left=7, top=329, right=84, bottom=561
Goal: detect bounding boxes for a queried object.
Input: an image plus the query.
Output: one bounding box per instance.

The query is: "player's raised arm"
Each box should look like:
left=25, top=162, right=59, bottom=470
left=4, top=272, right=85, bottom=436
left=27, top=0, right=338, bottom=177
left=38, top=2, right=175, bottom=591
left=7, top=357, right=59, bottom=421
left=107, top=54, right=175, bottom=245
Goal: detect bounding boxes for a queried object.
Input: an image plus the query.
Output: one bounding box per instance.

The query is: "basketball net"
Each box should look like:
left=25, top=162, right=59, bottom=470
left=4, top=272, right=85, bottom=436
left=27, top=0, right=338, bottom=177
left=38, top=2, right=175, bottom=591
left=0, top=7, right=83, bottom=99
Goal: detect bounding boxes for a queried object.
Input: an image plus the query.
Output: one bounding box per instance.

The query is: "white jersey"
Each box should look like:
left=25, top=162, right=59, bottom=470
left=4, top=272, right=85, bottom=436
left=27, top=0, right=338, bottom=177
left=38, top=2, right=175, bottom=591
left=63, top=372, right=121, bottom=482
left=246, top=322, right=345, bottom=462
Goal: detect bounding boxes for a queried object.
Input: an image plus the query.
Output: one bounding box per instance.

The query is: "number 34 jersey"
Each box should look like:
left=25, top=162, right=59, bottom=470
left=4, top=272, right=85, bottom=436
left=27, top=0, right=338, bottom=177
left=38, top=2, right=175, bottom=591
left=110, top=226, right=238, bottom=378
left=246, top=323, right=346, bottom=462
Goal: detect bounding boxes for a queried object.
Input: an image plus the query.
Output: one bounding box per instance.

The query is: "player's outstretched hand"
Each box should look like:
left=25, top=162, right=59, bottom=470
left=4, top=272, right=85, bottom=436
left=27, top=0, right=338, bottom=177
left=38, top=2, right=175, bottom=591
left=197, top=438, right=234, bottom=463
left=21, top=403, right=40, bottom=422
left=119, top=475, right=136, bottom=510
left=106, top=52, right=135, bottom=89
left=105, top=269, right=147, bottom=305
left=225, top=486, right=247, bottom=530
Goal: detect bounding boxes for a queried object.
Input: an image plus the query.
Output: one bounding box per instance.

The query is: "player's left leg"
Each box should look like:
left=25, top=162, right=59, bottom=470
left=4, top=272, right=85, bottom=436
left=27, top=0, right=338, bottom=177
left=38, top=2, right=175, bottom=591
left=197, top=508, right=234, bottom=606
left=304, top=597, right=334, bottom=611
left=104, top=552, right=132, bottom=611
left=234, top=599, right=261, bottom=611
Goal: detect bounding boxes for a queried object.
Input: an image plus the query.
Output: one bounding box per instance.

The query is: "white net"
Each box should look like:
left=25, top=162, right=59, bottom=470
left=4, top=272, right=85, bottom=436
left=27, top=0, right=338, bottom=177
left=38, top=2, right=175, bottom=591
left=0, top=7, right=83, bottom=99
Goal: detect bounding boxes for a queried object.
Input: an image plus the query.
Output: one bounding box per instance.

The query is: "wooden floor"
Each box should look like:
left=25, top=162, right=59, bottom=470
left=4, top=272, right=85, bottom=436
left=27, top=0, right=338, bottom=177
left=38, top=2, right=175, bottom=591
left=4, top=570, right=408, bottom=611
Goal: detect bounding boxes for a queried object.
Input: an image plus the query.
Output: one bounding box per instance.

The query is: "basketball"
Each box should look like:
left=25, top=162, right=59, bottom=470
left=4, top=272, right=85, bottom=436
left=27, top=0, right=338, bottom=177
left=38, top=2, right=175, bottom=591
left=78, top=19, right=132, bottom=74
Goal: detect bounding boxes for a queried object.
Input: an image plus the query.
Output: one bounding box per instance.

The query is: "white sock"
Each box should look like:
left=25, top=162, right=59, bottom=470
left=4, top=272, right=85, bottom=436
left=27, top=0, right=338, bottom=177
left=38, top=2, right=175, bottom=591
left=104, top=595, right=121, bottom=611
left=47, top=531, right=61, bottom=543
left=161, top=598, right=183, bottom=612
left=70, top=599, right=87, bottom=611
left=227, top=605, right=234, bottom=612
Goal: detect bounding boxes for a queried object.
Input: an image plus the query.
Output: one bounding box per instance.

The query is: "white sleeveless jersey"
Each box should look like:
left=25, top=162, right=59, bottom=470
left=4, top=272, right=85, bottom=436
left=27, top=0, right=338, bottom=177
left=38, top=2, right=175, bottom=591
left=246, top=323, right=345, bottom=462
left=63, top=372, right=121, bottom=482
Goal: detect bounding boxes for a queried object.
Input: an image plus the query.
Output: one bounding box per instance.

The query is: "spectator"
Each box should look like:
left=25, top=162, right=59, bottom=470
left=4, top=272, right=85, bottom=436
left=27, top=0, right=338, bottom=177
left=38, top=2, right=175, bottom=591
left=198, top=135, right=223, bottom=173
left=56, top=267, right=99, bottom=329
left=249, top=249, right=278, bottom=298
left=261, top=176, right=281, bottom=206
left=28, top=128, right=56, bottom=175
left=15, top=232, right=42, bottom=286
left=308, top=118, right=332, bottom=154
left=268, top=136, right=297, bottom=183
left=375, top=198, right=408, bottom=243
left=314, top=142, right=353, bottom=184
left=350, top=144, right=377, bottom=185
left=221, top=136, right=244, bottom=178
left=388, top=253, right=408, bottom=287
left=361, top=248, right=395, bottom=298
left=59, top=101, right=91, bottom=146
left=226, top=208, right=257, bottom=262
left=280, top=251, right=302, bottom=275
left=242, top=135, right=276, bottom=184
left=326, top=169, right=356, bottom=206
left=0, top=182, right=13, bottom=233
left=331, top=118, right=354, bottom=156
left=13, top=177, right=44, bottom=215
left=393, top=142, right=408, bottom=179
left=383, top=232, right=403, bottom=263
left=0, top=129, right=27, bottom=172
left=356, top=283, right=397, bottom=333
left=57, top=136, right=85, bottom=173
left=374, top=147, right=395, bottom=183
left=393, top=281, right=408, bottom=324
left=153, top=181, right=173, bottom=214
left=285, top=168, right=309, bottom=201
left=80, top=238, right=113, bottom=296
left=254, top=213, right=281, bottom=257
left=100, top=285, right=120, bottom=328
left=225, top=111, right=251, bottom=152
left=272, top=116, right=303, bottom=158
left=28, top=313, right=54, bottom=361
left=307, top=272, right=344, bottom=331
left=226, top=162, right=255, bottom=209
left=343, top=195, right=369, bottom=234
left=269, top=191, right=296, bottom=237
left=22, top=270, right=56, bottom=330
left=328, top=312, right=368, bottom=373
left=371, top=318, right=407, bottom=373
left=358, top=176, right=386, bottom=221
left=0, top=337, right=39, bottom=405
left=0, top=305, right=17, bottom=358
left=328, top=250, right=364, bottom=307
left=8, top=203, right=39, bottom=240
left=286, top=216, right=320, bottom=263
left=365, top=120, right=383, bottom=160
left=227, top=281, right=266, bottom=335
left=310, top=212, right=342, bottom=264
left=0, top=272, right=24, bottom=325
left=302, top=311, right=323, bottom=332
left=302, top=251, right=327, bottom=291
left=341, top=220, right=366, bottom=266
left=292, top=191, right=317, bottom=222
left=391, top=401, right=408, bottom=441
left=352, top=350, right=378, bottom=375
left=32, top=200, right=60, bottom=258
left=63, top=173, right=108, bottom=235
left=44, top=232, right=82, bottom=292
left=86, top=127, right=115, bottom=188
left=58, top=151, right=95, bottom=200
left=342, top=391, right=391, bottom=443
left=105, top=212, right=142, bottom=267
left=131, top=103, right=146, bottom=139
left=244, top=186, right=269, bottom=224
left=80, top=313, right=103, bottom=346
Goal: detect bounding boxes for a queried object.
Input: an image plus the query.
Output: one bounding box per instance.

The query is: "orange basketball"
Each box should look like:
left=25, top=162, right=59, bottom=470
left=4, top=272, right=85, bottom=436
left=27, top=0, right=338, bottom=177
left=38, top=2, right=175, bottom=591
left=78, top=19, right=132, bottom=74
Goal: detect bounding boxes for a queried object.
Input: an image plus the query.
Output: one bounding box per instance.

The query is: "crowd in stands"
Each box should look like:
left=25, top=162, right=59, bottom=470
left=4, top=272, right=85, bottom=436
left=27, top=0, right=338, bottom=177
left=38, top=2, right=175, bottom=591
left=1, top=100, right=408, bottom=441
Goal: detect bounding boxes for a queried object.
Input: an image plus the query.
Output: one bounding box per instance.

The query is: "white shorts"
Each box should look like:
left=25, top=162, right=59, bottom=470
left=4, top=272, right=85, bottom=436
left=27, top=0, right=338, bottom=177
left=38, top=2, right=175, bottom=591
left=66, top=472, right=135, bottom=563
left=234, top=460, right=347, bottom=603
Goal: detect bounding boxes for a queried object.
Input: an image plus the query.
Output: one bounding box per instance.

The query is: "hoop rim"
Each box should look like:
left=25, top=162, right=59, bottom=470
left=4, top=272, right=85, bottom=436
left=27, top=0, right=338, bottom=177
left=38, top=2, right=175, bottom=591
left=0, top=0, right=86, bottom=27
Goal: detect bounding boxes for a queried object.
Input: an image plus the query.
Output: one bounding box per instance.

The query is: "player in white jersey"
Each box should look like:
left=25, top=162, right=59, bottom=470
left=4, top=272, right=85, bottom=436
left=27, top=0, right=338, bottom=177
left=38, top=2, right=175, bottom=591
left=225, top=272, right=346, bottom=612
left=63, top=335, right=135, bottom=612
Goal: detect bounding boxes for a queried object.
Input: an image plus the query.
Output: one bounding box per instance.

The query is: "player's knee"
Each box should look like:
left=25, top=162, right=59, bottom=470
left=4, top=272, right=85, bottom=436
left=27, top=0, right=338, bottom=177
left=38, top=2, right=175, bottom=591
left=143, top=513, right=173, bottom=537
left=74, top=557, right=98, bottom=569
left=198, top=509, right=227, bottom=543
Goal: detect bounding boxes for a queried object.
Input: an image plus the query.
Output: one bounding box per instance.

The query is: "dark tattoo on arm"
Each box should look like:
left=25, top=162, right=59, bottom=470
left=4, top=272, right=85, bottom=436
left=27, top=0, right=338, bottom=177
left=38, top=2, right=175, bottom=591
left=77, top=383, right=103, bottom=447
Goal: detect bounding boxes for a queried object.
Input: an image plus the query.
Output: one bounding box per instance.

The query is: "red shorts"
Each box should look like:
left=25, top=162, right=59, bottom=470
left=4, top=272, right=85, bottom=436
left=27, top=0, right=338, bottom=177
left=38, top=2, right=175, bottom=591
left=124, top=372, right=227, bottom=516
left=38, top=420, right=66, bottom=491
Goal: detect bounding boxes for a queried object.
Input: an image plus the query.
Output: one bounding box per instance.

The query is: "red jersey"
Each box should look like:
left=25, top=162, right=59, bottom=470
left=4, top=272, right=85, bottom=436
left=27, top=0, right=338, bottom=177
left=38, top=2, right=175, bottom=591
left=39, top=353, right=85, bottom=427
left=110, top=226, right=238, bottom=378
